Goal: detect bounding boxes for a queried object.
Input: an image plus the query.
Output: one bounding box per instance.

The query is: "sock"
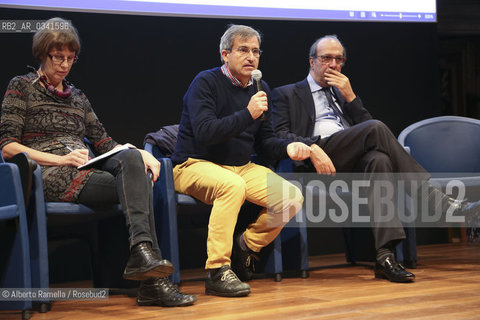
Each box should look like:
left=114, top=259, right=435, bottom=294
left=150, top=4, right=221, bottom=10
left=376, top=246, right=395, bottom=267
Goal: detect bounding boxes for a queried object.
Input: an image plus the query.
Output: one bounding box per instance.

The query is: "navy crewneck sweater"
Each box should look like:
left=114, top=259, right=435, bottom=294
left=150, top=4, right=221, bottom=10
left=171, top=67, right=289, bottom=166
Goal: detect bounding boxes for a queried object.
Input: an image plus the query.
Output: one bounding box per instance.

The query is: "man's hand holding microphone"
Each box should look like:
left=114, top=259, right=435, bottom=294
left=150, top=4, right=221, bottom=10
left=247, top=70, right=268, bottom=120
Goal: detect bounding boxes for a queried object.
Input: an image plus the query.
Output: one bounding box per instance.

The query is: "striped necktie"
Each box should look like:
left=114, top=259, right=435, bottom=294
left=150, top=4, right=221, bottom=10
left=322, top=87, right=350, bottom=128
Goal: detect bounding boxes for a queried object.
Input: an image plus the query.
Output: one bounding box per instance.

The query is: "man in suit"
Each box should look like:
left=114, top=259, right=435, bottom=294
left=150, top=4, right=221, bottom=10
left=271, top=35, right=480, bottom=283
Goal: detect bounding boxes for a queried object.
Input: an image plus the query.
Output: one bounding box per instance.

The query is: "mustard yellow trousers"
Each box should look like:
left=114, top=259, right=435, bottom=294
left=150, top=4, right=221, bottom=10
left=173, top=158, right=304, bottom=269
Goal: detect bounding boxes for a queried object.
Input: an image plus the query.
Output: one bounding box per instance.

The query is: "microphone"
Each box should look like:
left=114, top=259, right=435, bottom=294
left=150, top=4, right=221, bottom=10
left=251, top=69, right=265, bottom=120
left=252, top=69, right=262, bottom=92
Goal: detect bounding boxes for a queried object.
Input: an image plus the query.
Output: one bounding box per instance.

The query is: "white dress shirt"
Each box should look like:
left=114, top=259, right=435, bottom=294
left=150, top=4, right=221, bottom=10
left=307, top=74, right=344, bottom=138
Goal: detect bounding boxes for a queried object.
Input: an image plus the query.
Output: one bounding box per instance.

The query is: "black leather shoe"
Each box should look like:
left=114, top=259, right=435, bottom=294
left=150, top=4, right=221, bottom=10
left=429, top=187, right=480, bottom=229
left=137, top=277, right=197, bottom=307
left=205, top=265, right=251, bottom=297
left=452, top=199, right=480, bottom=242
left=460, top=200, right=480, bottom=227
left=123, top=242, right=174, bottom=281
left=374, top=256, right=415, bottom=283
left=231, top=234, right=259, bottom=282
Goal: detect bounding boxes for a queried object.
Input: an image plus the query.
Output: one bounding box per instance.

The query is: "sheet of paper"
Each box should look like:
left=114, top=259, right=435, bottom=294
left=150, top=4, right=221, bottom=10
left=78, top=143, right=136, bottom=169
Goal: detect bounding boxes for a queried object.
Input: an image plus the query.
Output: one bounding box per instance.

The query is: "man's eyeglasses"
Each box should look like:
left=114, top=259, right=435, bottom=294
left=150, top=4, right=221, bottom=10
left=316, top=55, right=346, bottom=65
left=47, top=54, right=78, bottom=65
left=230, top=46, right=263, bottom=57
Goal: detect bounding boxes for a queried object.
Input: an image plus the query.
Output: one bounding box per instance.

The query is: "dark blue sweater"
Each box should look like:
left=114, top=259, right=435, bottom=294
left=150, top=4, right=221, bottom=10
left=171, top=67, right=289, bottom=166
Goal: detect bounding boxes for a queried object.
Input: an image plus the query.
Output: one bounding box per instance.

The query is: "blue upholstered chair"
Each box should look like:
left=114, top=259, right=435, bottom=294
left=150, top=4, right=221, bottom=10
left=144, top=142, right=309, bottom=282
left=31, top=165, right=127, bottom=307
left=0, top=161, right=32, bottom=320
left=1, top=141, right=175, bottom=314
left=0, top=148, right=127, bottom=314
left=398, top=115, right=480, bottom=242
left=398, top=116, right=480, bottom=173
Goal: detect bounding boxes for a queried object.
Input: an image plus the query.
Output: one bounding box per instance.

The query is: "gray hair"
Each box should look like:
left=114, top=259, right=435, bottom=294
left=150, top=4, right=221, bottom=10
left=219, top=24, right=262, bottom=63
left=308, top=35, right=346, bottom=59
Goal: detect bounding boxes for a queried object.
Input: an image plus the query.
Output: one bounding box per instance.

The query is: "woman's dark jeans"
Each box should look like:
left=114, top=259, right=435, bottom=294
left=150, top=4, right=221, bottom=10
left=78, top=149, right=160, bottom=255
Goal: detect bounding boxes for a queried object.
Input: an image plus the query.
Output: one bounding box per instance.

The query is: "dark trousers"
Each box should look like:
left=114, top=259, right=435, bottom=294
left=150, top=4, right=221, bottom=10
left=317, top=120, right=430, bottom=249
left=78, top=149, right=161, bottom=256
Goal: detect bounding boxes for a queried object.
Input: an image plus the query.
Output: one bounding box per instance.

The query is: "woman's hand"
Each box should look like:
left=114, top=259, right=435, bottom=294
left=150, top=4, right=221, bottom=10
left=1, top=142, right=90, bottom=167
left=138, top=149, right=161, bottom=182
left=58, top=149, right=89, bottom=167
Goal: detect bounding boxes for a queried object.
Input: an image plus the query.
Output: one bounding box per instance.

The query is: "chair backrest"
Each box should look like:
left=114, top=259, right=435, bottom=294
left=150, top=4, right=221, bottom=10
left=0, top=163, right=26, bottom=216
left=398, top=116, right=480, bottom=173
left=0, top=162, right=33, bottom=313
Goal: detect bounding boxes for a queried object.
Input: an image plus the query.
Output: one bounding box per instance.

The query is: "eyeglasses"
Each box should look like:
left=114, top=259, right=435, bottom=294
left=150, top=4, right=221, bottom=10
left=230, top=46, right=263, bottom=57
left=316, top=55, right=346, bottom=65
left=47, top=54, right=78, bottom=65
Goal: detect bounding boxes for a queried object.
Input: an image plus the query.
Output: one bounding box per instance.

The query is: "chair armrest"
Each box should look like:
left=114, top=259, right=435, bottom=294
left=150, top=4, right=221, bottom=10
left=145, top=142, right=166, bottom=159
left=144, top=143, right=184, bottom=206
left=144, top=141, right=154, bottom=154
left=156, top=157, right=177, bottom=204
left=147, top=149, right=181, bottom=283
left=29, top=166, right=51, bottom=291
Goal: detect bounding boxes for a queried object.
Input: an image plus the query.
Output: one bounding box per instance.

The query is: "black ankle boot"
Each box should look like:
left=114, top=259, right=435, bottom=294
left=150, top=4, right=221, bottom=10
left=123, top=242, right=174, bottom=281
left=137, top=277, right=197, bottom=307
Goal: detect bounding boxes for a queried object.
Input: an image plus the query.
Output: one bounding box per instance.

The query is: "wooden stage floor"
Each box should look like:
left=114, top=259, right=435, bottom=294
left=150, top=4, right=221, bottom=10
left=2, top=243, right=479, bottom=319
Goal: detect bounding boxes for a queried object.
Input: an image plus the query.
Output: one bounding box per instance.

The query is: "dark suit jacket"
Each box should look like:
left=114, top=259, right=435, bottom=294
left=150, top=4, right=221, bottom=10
left=271, top=78, right=372, bottom=145
left=271, top=78, right=373, bottom=170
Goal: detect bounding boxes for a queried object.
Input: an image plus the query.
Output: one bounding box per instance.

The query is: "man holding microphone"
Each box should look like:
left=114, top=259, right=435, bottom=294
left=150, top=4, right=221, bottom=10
left=171, top=24, right=312, bottom=297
